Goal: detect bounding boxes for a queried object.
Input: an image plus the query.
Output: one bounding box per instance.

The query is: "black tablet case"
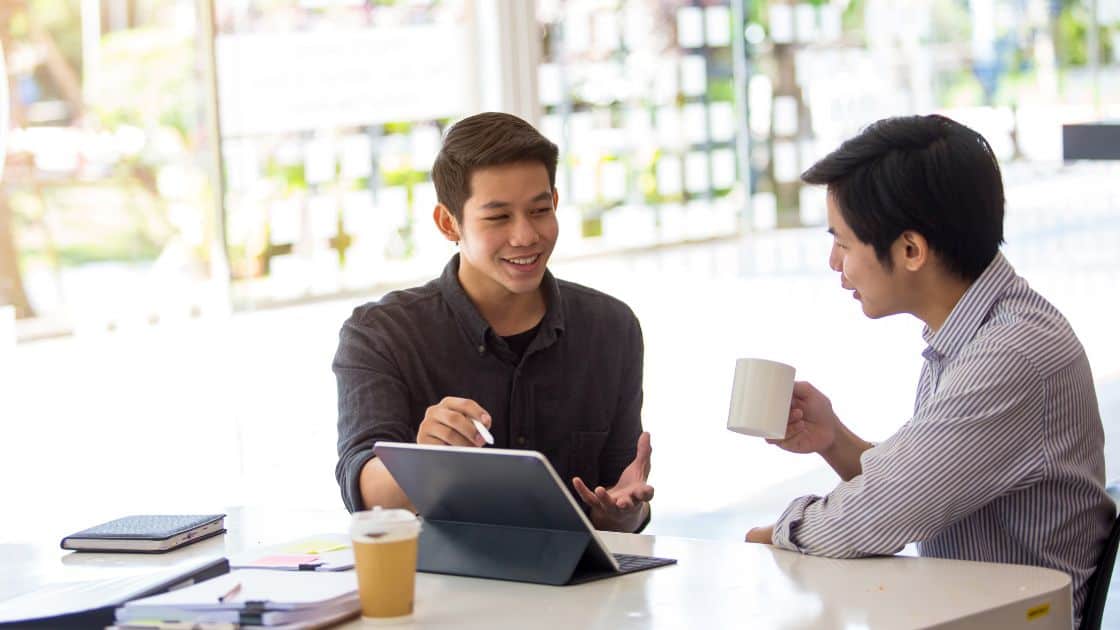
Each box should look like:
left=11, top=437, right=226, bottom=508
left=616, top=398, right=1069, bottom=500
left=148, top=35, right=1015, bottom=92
left=373, top=443, right=670, bottom=585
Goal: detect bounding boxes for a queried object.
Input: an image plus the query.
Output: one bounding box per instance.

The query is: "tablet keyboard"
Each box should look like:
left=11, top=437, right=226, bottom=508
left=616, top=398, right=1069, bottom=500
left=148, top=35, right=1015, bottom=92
left=612, top=553, right=677, bottom=573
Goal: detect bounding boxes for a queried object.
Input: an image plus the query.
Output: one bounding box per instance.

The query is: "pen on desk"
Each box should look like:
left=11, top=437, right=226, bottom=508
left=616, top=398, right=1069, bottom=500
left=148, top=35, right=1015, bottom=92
left=472, top=418, right=494, bottom=445
left=217, top=581, right=242, bottom=603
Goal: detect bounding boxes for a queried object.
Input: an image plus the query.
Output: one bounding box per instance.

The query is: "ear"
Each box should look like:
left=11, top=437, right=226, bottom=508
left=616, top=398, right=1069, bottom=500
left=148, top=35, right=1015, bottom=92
left=895, top=230, right=929, bottom=272
left=552, top=188, right=559, bottom=209
left=433, top=204, right=461, bottom=243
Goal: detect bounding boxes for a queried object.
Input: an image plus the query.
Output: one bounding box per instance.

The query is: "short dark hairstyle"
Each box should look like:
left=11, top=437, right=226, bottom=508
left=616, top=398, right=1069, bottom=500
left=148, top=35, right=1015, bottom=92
left=801, top=114, right=1005, bottom=281
left=431, top=112, right=559, bottom=221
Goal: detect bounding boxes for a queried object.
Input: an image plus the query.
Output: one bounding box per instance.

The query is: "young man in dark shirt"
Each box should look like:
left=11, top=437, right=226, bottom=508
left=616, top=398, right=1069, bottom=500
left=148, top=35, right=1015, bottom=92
left=334, top=112, right=653, bottom=532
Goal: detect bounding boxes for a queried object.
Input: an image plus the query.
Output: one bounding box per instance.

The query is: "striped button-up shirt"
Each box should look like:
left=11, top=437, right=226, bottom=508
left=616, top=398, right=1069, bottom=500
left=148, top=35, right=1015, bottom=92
left=772, top=253, right=1113, bottom=623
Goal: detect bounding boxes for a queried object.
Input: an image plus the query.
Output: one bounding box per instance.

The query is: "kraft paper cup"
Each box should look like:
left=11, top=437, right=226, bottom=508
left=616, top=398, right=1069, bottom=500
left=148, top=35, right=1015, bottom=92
left=726, top=358, right=796, bottom=439
left=350, top=508, right=421, bottom=624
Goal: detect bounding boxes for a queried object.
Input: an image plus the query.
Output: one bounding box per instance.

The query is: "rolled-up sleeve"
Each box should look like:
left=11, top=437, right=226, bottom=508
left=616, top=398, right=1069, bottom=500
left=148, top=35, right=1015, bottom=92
left=333, top=313, right=415, bottom=512
left=773, top=347, right=1047, bottom=557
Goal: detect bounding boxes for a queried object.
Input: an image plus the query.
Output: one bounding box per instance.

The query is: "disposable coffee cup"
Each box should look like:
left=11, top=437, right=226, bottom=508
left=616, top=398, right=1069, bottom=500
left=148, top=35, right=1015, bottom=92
left=726, top=358, right=796, bottom=439
left=350, top=508, right=421, bottom=623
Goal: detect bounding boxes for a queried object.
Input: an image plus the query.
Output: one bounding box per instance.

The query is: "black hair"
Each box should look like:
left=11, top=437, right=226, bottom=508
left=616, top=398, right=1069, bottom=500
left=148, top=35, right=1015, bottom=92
left=432, top=112, right=559, bottom=221
left=802, top=114, right=1005, bottom=281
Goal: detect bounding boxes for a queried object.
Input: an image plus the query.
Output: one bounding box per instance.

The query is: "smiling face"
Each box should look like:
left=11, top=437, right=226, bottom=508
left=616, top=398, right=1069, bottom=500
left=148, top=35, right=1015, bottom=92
left=826, top=194, right=910, bottom=319
left=442, top=161, right=559, bottom=305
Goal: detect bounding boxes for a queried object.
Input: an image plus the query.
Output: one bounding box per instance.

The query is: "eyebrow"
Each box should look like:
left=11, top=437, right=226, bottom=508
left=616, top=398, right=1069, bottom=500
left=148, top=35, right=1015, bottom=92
left=479, top=191, right=553, bottom=210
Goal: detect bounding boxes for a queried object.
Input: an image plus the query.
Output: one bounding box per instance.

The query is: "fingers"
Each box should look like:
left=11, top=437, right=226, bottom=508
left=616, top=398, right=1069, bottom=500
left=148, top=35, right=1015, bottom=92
left=792, top=381, right=832, bottom=410
left=417, top=418, right=477, bottom=446
left=624, top=483, right=654, bottom=504
left=597, top=486, right=637, bottom=513
left=766, top=420, right=807, bottom=447
left=605, top=483, right=654, bottom=511
left=765, top=408, right=805, bottom=446
left=572, top=477, right=603, bottom=509
left=634, top=431, right=652, bottom=478
left=595, top=486, right=615, bottom=509
left=791, top=381, right=817, bottom=401
left=418, top=398, right=492, bottom=446
left=744, top=526, right=774, bottom=544
left=577, top=475, right=654, bottom=529
left=438, top=396, right=492, bottom=427
left=636, top=432, right=652, bottom=459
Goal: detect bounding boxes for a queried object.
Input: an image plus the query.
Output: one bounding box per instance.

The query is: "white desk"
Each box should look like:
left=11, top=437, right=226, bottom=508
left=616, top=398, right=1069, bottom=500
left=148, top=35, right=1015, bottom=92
left=1, top=507, right=1072, bottom=629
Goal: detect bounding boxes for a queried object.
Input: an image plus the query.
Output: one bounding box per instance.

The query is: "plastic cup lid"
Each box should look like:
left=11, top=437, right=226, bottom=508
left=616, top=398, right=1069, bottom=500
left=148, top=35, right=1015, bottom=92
left=351, top=507, right=420, bottom=539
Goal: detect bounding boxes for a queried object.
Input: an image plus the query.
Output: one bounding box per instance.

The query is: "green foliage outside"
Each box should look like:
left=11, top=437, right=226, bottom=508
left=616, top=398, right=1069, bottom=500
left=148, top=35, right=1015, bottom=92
left=9, top=11, right=208, bottom=269
left=264, top=161, right=308, bottom=195
left=92, top=29, right=198, bottom=136
left=1058, top=4, right=1117, bottom=66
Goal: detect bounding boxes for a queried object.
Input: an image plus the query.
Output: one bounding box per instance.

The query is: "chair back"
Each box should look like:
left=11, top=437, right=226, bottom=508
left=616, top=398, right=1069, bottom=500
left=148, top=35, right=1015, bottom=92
left=1079, top=484, right=1120, bottom=630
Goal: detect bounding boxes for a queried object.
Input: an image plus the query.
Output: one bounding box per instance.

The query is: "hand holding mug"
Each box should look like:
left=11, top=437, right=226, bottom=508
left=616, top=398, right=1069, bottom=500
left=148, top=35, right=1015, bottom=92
left=766, top=381, right=840, bottom=455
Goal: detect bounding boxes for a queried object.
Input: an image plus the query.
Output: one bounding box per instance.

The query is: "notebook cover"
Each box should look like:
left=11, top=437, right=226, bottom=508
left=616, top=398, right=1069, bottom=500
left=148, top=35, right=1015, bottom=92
left=63, top=514, right=226, bottom=542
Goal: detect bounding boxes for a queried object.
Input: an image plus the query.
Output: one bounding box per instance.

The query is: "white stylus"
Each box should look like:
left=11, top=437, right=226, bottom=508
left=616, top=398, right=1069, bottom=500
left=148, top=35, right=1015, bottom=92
left=472, top=418, right=494, bottom=445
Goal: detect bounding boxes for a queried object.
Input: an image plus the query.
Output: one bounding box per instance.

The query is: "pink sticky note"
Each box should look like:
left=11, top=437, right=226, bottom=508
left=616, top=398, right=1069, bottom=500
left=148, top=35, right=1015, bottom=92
left=250, top=554, right=320, bottom=567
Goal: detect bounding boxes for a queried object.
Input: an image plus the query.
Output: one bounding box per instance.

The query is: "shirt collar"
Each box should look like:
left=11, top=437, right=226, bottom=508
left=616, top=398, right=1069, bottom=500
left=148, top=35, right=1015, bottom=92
left=437, top=254, right=566, bottom=350
left=921, top=252, right=1015, bottom=360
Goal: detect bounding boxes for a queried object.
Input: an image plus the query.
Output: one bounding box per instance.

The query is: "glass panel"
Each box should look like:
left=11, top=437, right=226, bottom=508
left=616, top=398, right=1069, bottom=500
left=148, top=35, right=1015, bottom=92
left=2, top=0, right=216, bottom=329
left=212, top=0, right=471, bottom=305
left=537, top=0, right=746, bottom=254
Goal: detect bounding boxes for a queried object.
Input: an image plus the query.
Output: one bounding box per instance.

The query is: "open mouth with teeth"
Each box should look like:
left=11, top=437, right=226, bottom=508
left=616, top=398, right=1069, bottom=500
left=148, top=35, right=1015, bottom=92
left=502, top=254, right=541, bottom=268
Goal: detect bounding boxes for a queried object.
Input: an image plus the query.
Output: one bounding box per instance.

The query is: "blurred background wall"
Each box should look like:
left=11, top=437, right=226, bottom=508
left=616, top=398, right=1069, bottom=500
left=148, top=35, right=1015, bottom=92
left=1, top=0, right=1118, bottom=545
left=3, top=0, right=1118, bottom=331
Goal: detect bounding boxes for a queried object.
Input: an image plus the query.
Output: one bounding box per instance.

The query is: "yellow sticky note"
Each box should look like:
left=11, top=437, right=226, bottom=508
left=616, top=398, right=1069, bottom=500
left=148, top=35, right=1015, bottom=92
left=283, top=539, right=350, bottom=554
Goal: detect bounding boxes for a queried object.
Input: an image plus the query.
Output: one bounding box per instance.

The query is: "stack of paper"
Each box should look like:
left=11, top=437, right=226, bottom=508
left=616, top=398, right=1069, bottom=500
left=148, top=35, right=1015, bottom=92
left=114, top=569, right=359, bottom=629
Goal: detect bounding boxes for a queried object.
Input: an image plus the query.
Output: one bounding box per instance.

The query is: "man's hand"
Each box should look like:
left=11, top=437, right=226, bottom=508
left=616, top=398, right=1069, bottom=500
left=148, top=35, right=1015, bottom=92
left=417, top=396, right=492, bottom=447
left=766, top=381, right=840, bottom=455
left=573, top=432, right=654, bottom=533
left=767, top=381, right=872, bottom=481
left=745, top=525, right=774, bottom=544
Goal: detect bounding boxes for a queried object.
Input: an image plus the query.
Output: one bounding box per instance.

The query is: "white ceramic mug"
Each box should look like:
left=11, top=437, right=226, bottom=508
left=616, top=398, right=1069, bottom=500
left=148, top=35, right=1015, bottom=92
left=726, top=358, right=796, bottom=439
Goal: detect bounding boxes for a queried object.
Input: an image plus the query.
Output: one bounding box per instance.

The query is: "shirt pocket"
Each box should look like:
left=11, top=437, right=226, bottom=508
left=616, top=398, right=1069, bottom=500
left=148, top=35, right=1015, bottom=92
left=568, top=430, right=610, bottom=489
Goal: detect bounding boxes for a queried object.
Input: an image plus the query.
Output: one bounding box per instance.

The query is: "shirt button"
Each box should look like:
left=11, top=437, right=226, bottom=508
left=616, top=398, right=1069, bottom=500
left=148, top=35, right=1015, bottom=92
left=517, top=436, right=527, bottom=446
left=477, top=345, right=485, bottom=354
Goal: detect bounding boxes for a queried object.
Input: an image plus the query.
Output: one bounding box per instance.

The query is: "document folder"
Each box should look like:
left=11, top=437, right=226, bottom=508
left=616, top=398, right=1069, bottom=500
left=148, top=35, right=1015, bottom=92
left=0, top=557, right=229, bottom=629
left=114, top=569, right=359, bottom=627
left=373, top=443, right=675, bottom=586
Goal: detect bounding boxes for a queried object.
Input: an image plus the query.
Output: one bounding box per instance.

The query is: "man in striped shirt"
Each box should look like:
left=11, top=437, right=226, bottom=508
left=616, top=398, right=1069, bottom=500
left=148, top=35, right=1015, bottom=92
left=745, top=114, right=1113, bottom=624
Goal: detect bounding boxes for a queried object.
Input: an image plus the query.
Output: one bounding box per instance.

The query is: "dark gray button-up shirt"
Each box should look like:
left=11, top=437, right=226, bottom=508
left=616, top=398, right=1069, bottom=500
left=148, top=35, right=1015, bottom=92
left=333, top=255, right=645, bottom=513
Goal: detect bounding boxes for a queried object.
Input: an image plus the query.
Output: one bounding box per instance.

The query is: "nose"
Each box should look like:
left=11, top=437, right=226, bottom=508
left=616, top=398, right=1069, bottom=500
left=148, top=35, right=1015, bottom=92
left=509, top=214, right=540, bottom=247
left=828, top=242, right=843, bottom=272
